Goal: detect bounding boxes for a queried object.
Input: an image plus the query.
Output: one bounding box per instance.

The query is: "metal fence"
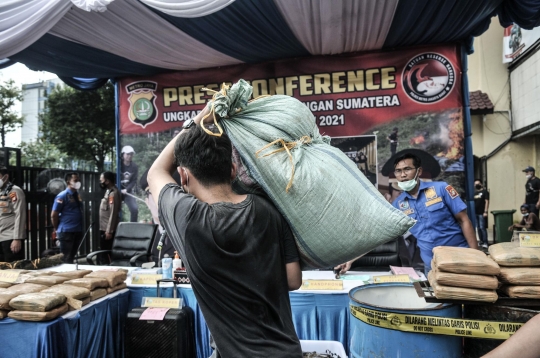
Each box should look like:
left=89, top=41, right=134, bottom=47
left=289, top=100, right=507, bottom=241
left=7, top=166, right=103, bottom=260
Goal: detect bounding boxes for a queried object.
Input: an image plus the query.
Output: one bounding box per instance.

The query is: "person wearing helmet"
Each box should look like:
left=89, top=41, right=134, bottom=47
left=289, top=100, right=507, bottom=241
left=121, top=145, right=139, bottom=222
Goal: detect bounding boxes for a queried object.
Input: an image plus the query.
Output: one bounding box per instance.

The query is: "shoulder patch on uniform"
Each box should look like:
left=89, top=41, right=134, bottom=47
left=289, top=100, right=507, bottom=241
left=9, top=192, right=17, bottom=202
left=445, top=185, right=459, bottom=199
left=56, top=198, right=63, bottom=204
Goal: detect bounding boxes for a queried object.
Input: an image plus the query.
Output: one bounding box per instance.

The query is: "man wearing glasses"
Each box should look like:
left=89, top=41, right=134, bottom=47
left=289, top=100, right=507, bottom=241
left=392, top=153, right=477, bottom=275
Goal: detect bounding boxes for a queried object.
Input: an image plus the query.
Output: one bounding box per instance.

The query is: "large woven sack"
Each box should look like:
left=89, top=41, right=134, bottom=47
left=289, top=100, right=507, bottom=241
left=428, top=271, right=498, bottom=302
left=488, top=242, right=540, bottom=266
left=432, top=247, right=500, bottom=275
left=42, top=284, right=90, bottom=300
left=64, top=277, right=109, bottom=291
left=0, top=283, right=48, bottom=310
left=8, top=303, right=68, bottom=321
left=85, top=270, right=127, bottom=287
left=431, top=266, right=498, bottom=290
left=499, top=267, right=540, bottom=285
left=501, top=285, right=540, bottom=298
left=209, top=80, right=415, bottom=269
left=9, top=292, right=66, bottom=312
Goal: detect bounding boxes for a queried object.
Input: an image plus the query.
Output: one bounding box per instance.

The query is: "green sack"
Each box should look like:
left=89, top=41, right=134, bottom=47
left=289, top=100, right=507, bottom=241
left=210, top=80, right=415, bottom=269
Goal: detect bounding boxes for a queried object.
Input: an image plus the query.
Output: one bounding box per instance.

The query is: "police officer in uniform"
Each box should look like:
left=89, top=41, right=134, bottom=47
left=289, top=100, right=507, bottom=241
left=51, top=172, right=83, bottom=263
left=99, top=171, right=121, bottom=253
left=392, top=153, right=477, bottom=275
left=0, top=167, right=26, bottom=262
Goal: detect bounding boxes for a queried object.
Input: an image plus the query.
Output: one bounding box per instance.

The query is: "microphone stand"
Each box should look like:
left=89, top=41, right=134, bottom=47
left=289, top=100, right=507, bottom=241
left=75, top=222, right=94, bottom=271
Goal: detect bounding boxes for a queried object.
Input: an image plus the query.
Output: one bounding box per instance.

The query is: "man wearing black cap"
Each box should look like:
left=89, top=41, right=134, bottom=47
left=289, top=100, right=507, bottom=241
left=523, top=166, right=540, bottom=217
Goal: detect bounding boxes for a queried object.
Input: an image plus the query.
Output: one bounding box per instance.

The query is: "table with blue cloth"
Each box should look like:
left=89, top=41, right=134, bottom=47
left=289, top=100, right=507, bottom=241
left=0, top=288, right=130, bottom=358
left=127, top=270, right=381, bottom=358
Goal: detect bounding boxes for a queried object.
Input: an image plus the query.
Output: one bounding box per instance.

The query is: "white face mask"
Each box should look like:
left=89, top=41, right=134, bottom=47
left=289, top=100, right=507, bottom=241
left=71, top=181, right=81, bottom=190
left=526, top=174, right=532, bottom=179
left=397, top=170, right=419, bottom=192
left=523, top=213, right=530, bottom=217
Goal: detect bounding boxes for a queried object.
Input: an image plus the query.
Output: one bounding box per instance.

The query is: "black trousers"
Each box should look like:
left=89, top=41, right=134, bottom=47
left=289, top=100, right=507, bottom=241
left=57, top=231, right=83, bottom=263
left=0, top=240, right=25, bottom=262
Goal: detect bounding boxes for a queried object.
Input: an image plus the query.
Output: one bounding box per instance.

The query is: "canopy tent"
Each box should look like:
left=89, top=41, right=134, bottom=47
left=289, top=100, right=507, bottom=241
left=1, top=0, right=540, bottom=90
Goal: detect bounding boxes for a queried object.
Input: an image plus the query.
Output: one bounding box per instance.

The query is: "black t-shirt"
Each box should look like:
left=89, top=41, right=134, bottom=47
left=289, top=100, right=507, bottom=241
left=121, top=161, right=138, bottom=193
left=388, top=132, right=398, bottom=142
left=525, top=177, right=540, bottom=204
left=474, top=189, right=489, bottom=214
left=158, top=184, right=301, bottom=358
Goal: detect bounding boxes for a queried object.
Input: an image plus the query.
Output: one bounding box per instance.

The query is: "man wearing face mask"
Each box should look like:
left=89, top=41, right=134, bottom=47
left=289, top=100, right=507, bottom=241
left=0, top=167, right=27, bottom=262
left=51, top=172, right=84, bottom=263
left=508, top=204, right=540, bottom=232
left=99, top=172, right=121, bottom=253
left=392, top=153, right=478, bottom=274
left=523, top=166, right=540, bottom=217
left=474, top=179, right=490, bottom=249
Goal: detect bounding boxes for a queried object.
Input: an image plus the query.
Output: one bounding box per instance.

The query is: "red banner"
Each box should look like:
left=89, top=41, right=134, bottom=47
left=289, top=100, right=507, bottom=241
left=118, top=44, right=461, bottom=137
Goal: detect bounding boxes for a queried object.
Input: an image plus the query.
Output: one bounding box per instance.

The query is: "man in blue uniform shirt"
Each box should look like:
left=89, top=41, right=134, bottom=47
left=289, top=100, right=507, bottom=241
left=392, top=153, right=477, bottom=274
left=51, top=172, right=84, bottom=263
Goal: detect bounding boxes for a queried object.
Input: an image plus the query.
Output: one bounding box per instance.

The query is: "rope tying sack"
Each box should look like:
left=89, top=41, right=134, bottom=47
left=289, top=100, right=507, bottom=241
left=201, top=80, right=310, bottom=192
left=256, top=136, right=312, bottom=192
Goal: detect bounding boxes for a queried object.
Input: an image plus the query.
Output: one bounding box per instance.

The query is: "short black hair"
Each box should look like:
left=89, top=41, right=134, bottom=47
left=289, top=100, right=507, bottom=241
left=474, top=178, right=482, bottom=183
left=174, top=125, right=233, bottom=187
left=0, top=167, right=8, bottom=176
left=393, top=153, right=421, bottom=168
left=521, top=204, right=530, bottom=212
left=65, top=172, right=79, bottom=182
left=393, top=127, right=398, bottom=131
left=102, top=171, right=115, bottom=182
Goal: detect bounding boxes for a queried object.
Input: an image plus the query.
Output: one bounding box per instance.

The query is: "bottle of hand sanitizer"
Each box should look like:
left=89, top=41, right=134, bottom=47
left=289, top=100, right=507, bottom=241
left=173, top=251, right=182, bottom=271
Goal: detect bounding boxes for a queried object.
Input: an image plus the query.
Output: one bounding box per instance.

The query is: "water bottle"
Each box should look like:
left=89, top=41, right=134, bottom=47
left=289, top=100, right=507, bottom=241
left=162, top=254, right=173, bottom=279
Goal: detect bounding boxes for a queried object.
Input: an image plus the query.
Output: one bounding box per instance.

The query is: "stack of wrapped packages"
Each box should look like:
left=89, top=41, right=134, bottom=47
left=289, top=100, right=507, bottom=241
left=489, top=242, right=540, bottom=298
left=0, top=268, right=128, bottom=321
left=428, top=247, right=500, bottom=302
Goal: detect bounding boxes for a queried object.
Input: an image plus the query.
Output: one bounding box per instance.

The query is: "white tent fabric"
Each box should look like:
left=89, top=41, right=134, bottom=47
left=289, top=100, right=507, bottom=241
left=139, top=0, right=235, bottom=18
left=274, top=0, right=400, bottom=55
left=50, top=0, right=242, bottom=70
left=0, top=0, right=70, bottom=59
left=71, top=0, right=115, bottom=12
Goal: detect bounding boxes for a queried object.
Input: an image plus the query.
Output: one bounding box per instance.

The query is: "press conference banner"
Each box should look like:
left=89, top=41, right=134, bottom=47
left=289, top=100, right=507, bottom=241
left=117, top=44, right=465, bottom=223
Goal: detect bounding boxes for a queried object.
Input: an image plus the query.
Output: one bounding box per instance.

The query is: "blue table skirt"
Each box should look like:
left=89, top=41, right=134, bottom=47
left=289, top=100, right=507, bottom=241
left=128, top=286, right=351, bottom=358
left=0, top=290, right=130, bottom=358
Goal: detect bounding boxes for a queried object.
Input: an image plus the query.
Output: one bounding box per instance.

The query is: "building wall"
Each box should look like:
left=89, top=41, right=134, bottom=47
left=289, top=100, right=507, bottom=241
left=467, top=18, right=536, bottom=224
left=511, top=49, right=540, bottom=131
left=20, top=78, right=62, bottom=143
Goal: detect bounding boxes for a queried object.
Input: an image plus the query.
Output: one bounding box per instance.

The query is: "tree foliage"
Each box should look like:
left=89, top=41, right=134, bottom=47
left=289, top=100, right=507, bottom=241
left=0, top=79, right=24, bottom=147
left=19, top=139, right=66, bottom=168
left=40, top=82, right=116, bottom=171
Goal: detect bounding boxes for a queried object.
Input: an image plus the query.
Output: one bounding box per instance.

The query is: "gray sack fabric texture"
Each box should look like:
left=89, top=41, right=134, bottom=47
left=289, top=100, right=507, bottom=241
left=210, top=80, right=415, bottom=269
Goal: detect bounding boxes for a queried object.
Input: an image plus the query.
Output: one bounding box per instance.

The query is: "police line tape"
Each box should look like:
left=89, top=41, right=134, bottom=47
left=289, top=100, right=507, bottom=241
left=350, top=305, right=523, bottom=340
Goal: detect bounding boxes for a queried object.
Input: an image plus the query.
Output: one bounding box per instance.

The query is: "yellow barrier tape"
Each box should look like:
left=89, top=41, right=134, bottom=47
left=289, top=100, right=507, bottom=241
left=350, top=305, right=523, bottom=340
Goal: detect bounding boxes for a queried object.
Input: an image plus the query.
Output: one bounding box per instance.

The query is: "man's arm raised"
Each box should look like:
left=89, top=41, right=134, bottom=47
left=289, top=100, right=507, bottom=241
left=148, top=106, right=210, bottom=206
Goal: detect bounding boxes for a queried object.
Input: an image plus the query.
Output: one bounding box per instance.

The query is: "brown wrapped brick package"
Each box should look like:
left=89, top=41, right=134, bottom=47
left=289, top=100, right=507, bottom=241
left=488, top=242, right=540, bottom=267
left=432, top=246, right=500, bottom=275
left=428, top=271, right=498, bottom=302
left=9, top=292, right=66, bottom=312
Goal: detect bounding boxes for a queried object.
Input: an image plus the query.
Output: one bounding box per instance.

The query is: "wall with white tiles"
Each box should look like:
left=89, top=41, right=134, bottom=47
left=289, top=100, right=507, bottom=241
left=511, top=50, right=540, bottom=131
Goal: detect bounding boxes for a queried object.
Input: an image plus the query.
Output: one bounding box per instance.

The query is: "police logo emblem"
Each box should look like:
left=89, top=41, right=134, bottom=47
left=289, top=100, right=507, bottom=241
left=425, top=187, right=438, bottom=200
left=402, top=53, right=455, bottom=104
left=445, top=185, right=459, bottom=199
left=399, top=200, right=409, bottom=210
left=126, top=81, right=158, bottom=128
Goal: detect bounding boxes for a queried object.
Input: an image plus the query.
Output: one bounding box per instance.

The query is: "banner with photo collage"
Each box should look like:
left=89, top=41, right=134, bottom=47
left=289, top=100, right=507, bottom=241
left=117, top=43, right=465, bottom=225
